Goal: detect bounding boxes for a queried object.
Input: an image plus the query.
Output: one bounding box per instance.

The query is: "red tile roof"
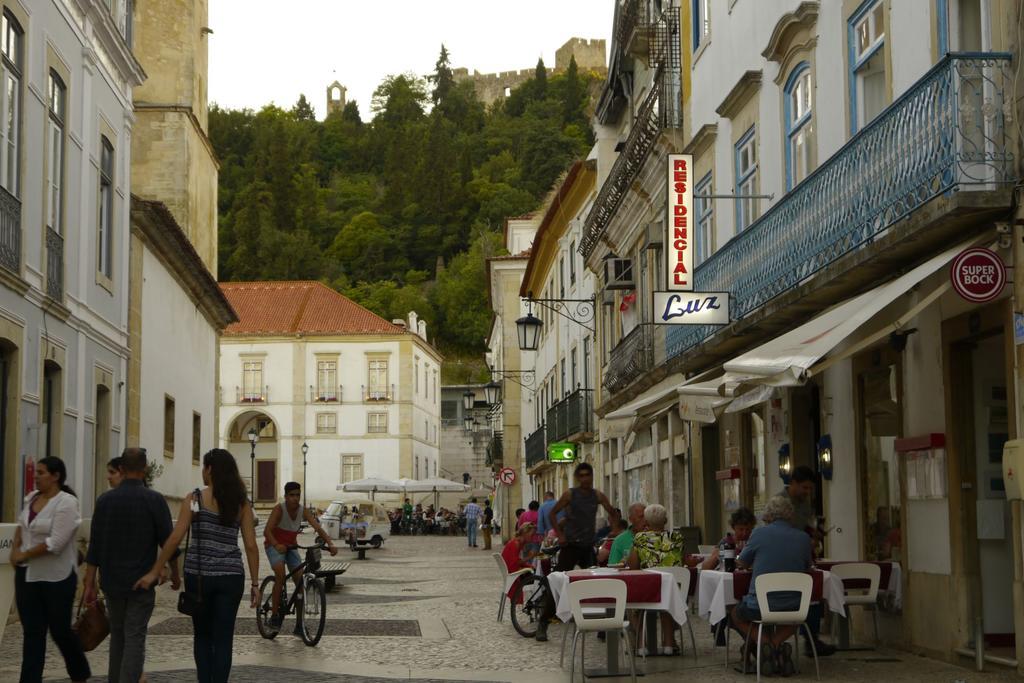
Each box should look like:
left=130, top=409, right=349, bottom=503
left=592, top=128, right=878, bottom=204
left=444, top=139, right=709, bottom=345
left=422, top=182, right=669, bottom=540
left=220, top=281, right=407, bottom=337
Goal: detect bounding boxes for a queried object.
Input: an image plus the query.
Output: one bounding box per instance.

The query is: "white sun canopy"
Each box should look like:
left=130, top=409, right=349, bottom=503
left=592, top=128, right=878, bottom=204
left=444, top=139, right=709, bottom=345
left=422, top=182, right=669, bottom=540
left=718, top=239, right=973, bottom=392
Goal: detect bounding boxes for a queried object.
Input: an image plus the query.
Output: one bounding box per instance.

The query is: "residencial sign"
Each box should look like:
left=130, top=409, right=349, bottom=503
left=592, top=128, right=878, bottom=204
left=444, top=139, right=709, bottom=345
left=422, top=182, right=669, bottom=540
left=497, top=467, right=516, bottom=486
left=548, top=442, right=576, bottom=463
left=951, top=247, right=1006, bottom=303
left=667, top=154, right=694, bottom=291
left=653, top=291, right=730, bottom=325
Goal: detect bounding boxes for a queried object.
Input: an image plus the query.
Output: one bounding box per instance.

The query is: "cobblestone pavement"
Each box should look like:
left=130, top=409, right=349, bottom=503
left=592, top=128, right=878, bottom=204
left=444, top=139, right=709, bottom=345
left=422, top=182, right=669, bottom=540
left=0, top=534, right=1018, bottom=681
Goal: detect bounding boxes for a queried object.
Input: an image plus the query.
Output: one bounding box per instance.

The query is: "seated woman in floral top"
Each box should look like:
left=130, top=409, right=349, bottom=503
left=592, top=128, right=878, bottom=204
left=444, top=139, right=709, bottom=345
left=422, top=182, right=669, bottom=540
left=626, top=504, right=684, bottom=655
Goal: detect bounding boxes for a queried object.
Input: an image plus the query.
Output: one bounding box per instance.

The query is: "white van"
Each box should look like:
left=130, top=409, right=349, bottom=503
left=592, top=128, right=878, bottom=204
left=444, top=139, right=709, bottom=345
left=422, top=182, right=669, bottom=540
left=322, top=498, right=391, bottom=548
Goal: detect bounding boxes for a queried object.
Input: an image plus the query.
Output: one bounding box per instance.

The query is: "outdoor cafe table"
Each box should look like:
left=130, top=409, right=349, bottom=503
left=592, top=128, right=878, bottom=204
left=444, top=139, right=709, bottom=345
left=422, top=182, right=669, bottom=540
left=546, top=568, right=690, bottom=678
left=697, top=569, right=847, bottom=627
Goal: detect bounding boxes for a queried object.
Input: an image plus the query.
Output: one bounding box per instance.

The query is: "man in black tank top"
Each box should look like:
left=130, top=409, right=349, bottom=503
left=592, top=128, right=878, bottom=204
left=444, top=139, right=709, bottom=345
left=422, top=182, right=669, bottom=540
left=535, top=462, right=619, bottom=641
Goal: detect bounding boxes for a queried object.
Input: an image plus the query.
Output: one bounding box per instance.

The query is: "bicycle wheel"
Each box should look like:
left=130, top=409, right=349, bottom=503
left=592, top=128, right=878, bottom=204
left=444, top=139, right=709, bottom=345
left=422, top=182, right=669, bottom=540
left=509, top=574, right=547, bottom=638
left=256, top=576, right=281, bottom=639
left=299, top=576, right=327, bottom=646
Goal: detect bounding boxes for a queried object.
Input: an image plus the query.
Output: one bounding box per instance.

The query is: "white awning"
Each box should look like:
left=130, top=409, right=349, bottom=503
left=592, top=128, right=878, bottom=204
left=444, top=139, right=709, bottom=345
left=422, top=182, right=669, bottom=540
left=604, top=373, right=685, bottom=419
left=718, top=240, right=972, bottom=392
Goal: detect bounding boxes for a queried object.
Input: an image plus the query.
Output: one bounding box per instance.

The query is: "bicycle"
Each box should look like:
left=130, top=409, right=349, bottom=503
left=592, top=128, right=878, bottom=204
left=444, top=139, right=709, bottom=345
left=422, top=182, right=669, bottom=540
left=509, top=545, right=561, bottom=638
left=256, top=539, right=328, bottom=646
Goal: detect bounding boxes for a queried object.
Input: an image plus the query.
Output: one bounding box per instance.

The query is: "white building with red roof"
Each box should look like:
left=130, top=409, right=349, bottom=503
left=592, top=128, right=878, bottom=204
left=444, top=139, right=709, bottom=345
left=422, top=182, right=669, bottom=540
left=218, top=281, right=441, bottom=509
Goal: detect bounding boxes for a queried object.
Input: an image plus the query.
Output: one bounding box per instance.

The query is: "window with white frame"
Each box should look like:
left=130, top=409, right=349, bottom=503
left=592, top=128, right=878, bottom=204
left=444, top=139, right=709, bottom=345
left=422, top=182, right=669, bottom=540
left=849, top=0, right=887, bottom=133
left=98, top=137, right=114, bottom=279
left=570, top=347, right=578, bottom=390
left=559, top=256, right=566, bottom=297
left=694, top=172, right=713, bottom=264
left=316, top=359, right=338, bottom=401
left=785, top=65, right=814, bottom=189
left=560, top=359, right=567, bottom=398
left=367, top=412, right=387, bottom=433
left=692, top=0, right=711, bottom=51
left=423, top=364, right=428, bottom=397
left=47, top=71, right=66, bottom=234
left=414, top=358, right=419, bottom=393
left=316, top=412, right=337, bottom=434
left=241, top=360, right=264, bottom=401
left=1, top=12, right=22, bottom=198
left=341, top=454, right=363, bottom=483
left=734, top=127, right=758, bottom=231
left=368, top=359, right=388, bottom=398
left=583, top=337, right=591, bottom=389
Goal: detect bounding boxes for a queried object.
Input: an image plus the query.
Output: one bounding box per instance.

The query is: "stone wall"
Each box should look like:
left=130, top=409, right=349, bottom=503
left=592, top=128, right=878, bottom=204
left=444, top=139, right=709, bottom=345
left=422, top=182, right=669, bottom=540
left=454, top=36, right=608, bottom=108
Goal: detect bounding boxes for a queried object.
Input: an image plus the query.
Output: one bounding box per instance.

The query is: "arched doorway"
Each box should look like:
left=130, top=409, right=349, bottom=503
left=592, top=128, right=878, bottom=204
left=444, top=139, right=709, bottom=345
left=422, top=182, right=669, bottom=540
left=226, top=410, right=279, bottom=503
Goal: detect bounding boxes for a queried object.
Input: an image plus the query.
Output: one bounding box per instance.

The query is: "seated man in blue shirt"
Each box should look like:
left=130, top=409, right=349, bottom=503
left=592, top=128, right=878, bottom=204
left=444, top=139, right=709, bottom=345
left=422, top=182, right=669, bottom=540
left=729, top=495, right=812, bottom=677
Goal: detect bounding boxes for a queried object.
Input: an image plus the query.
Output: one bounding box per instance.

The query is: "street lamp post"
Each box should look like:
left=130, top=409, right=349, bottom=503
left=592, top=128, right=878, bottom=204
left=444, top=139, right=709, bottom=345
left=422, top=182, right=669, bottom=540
left=247, top=427, right=259, bottom=499
left=301, top=441, right=309, bottom=512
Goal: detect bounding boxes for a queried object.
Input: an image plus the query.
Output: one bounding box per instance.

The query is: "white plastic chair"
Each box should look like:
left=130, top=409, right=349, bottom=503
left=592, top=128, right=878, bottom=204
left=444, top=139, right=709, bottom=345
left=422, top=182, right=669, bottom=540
left=663, top=567, right=698, bottom=660
left=830, top=563, right=882, bottom=646
left=493, top=552, right=532, bottom=622
left=567, top=579, right=637, bottom=683
left=747, top=572, right=819, bottom=682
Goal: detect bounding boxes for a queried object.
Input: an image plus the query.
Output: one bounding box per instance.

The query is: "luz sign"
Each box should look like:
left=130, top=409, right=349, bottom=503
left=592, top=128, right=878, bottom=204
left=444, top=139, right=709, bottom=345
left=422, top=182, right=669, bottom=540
left=950, top=247, right=1006, bottom=303
left=653, top=291, right=730, bottom=324
left=667, top=154, right=694, bottom=290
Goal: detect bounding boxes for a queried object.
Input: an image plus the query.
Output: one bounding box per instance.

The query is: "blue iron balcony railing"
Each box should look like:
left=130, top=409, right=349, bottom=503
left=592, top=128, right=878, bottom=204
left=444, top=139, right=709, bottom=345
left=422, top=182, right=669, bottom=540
left=525, top=425, right=547, bottom=470
left=667, top=53, right=1015, bottom=358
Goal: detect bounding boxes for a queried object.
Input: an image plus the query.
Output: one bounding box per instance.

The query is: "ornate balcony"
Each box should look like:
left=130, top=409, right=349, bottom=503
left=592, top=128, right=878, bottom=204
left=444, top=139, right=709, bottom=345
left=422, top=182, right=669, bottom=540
left=236, top=386, right=268, bottom=404
left=310, top=385, right=342, bottom=403
left=362, top=384, right=394, bottom=402
left=45, top=227, right=63, bottom=300
left=486, top=431, right=503, bottom=467
left=604, top=324, right=655, bottom=394
left=0, top=185, right=20, bottom=274
left=667, top=53, right=1016, bottom=359
left=525, top=426, right=547, bottom=470
left=546, top=388, right=594, bottom=443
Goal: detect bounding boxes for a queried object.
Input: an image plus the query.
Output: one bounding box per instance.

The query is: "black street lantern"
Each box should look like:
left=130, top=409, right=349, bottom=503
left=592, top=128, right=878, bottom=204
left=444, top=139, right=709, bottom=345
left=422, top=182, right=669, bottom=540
left=247, top=427, right=259, bottom=499
left=462, top=390, right=476, bottom=411
left=463, top=415, right=474, bottom=432
left=484, top=379, right=502, bottom=406
left=301, top=441, right=309, bottom=511
left=516, top=311, right=543, bottom=351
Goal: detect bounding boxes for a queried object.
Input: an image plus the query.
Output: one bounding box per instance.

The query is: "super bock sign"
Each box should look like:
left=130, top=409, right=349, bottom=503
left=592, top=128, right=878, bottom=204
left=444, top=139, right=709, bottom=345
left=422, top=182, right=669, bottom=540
left=655, top=155, right=730, bottom=325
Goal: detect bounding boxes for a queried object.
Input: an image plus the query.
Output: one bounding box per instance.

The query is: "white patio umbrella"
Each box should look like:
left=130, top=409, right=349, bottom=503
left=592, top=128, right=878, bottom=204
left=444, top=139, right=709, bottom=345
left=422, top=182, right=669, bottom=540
left=404, top=477, right=470, bottom=509
left=336, top=476, right=404, bottom=500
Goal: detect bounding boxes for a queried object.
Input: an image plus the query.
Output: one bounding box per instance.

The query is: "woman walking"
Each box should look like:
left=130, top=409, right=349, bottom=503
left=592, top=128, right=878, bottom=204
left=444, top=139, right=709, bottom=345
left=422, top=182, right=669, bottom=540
left=137, top=449, right=260, bottom=683
left=11, top=456, right=90, bottom=683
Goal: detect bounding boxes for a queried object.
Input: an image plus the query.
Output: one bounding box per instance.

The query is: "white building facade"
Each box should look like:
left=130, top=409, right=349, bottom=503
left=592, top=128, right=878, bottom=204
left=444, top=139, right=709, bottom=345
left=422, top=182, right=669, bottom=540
left=0, top=0, right=144, bottom=519
left=584, top=0, right=1023, bottom=668
left=218, top=282, right=441, bottom=509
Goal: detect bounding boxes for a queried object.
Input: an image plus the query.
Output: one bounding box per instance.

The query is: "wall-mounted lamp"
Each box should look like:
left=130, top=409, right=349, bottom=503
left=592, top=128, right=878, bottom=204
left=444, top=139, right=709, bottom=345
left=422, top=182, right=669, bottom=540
left=817, top=435, right=833, bottom=481
left=778, top=443, right=792, bottom=484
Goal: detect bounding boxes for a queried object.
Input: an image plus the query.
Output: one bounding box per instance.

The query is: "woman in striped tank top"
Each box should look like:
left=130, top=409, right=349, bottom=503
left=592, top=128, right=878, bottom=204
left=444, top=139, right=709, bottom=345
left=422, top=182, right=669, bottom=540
left=137, top=449, right=259, bottom=683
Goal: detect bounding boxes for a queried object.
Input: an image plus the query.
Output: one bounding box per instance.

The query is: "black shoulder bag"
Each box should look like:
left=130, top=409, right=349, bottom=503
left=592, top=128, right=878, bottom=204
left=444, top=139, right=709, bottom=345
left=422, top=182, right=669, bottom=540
left=177, top=488, right=203, bottom=616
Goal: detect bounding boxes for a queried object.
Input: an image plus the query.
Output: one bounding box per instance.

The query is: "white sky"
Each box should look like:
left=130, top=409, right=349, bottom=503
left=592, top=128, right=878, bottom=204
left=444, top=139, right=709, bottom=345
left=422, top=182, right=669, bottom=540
left=208, top=0, right=613, bottom=120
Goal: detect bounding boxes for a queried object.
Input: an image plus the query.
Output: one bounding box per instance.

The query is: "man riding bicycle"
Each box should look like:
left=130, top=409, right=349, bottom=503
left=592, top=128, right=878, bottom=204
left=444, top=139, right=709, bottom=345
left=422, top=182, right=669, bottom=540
left=264, top=482, right=337, bottom=628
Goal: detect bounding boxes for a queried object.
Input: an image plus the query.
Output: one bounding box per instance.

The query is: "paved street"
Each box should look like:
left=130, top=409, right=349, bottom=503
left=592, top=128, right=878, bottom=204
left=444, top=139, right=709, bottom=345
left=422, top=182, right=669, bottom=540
left=0, top=533, right=1016, bottom=682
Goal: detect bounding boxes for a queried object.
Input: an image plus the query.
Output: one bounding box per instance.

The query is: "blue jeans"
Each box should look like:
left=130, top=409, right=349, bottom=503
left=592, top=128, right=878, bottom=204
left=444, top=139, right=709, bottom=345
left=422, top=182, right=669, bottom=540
left=186, top=573, right=244, bottom=683
left=466, top=520, right=478, bottom=546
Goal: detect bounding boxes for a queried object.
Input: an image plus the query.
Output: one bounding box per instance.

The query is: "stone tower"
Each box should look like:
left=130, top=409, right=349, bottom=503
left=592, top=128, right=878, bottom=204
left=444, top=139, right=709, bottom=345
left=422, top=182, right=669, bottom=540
left=130, top=0, right=218, bottom=273
left=327, top=81, right=347, bottom=117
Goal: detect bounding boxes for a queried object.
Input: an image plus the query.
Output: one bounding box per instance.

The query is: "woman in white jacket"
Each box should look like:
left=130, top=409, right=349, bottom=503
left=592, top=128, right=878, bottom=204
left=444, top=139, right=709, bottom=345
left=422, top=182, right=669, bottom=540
left=10, top=456, right=90, bottom=683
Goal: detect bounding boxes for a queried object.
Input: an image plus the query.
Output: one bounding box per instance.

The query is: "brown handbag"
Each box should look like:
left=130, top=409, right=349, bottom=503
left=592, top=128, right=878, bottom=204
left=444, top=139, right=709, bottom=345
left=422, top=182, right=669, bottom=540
left=72, top=597, right=109, bottom=652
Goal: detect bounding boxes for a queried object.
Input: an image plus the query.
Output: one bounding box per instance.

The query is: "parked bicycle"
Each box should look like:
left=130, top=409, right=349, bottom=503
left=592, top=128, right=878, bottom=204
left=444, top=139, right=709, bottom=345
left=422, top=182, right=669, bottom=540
left=509, top=545, right=560, bottom=638
left=256, top=539, right=328, bottom=646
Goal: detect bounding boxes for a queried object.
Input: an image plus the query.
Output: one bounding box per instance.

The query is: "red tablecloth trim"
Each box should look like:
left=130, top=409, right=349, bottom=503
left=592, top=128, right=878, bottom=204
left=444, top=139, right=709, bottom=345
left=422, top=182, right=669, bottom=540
left=815, top=560, right=894, bottom=591
left=730, top=569, right=824, bottom=601
left=567, top=569, right=663, bottom=604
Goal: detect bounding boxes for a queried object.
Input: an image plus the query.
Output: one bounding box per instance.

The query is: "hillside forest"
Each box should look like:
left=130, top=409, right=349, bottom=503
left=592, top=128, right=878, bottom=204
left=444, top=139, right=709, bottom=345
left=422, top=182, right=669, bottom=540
left=209, top=47, right=601, bottom=379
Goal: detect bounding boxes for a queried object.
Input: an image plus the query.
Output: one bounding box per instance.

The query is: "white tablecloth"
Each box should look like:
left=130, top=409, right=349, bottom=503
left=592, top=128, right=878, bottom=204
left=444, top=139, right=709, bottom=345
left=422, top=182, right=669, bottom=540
left=547, top=569, right=689, bottom=626
left=697, top=570, right=847, bottom=626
